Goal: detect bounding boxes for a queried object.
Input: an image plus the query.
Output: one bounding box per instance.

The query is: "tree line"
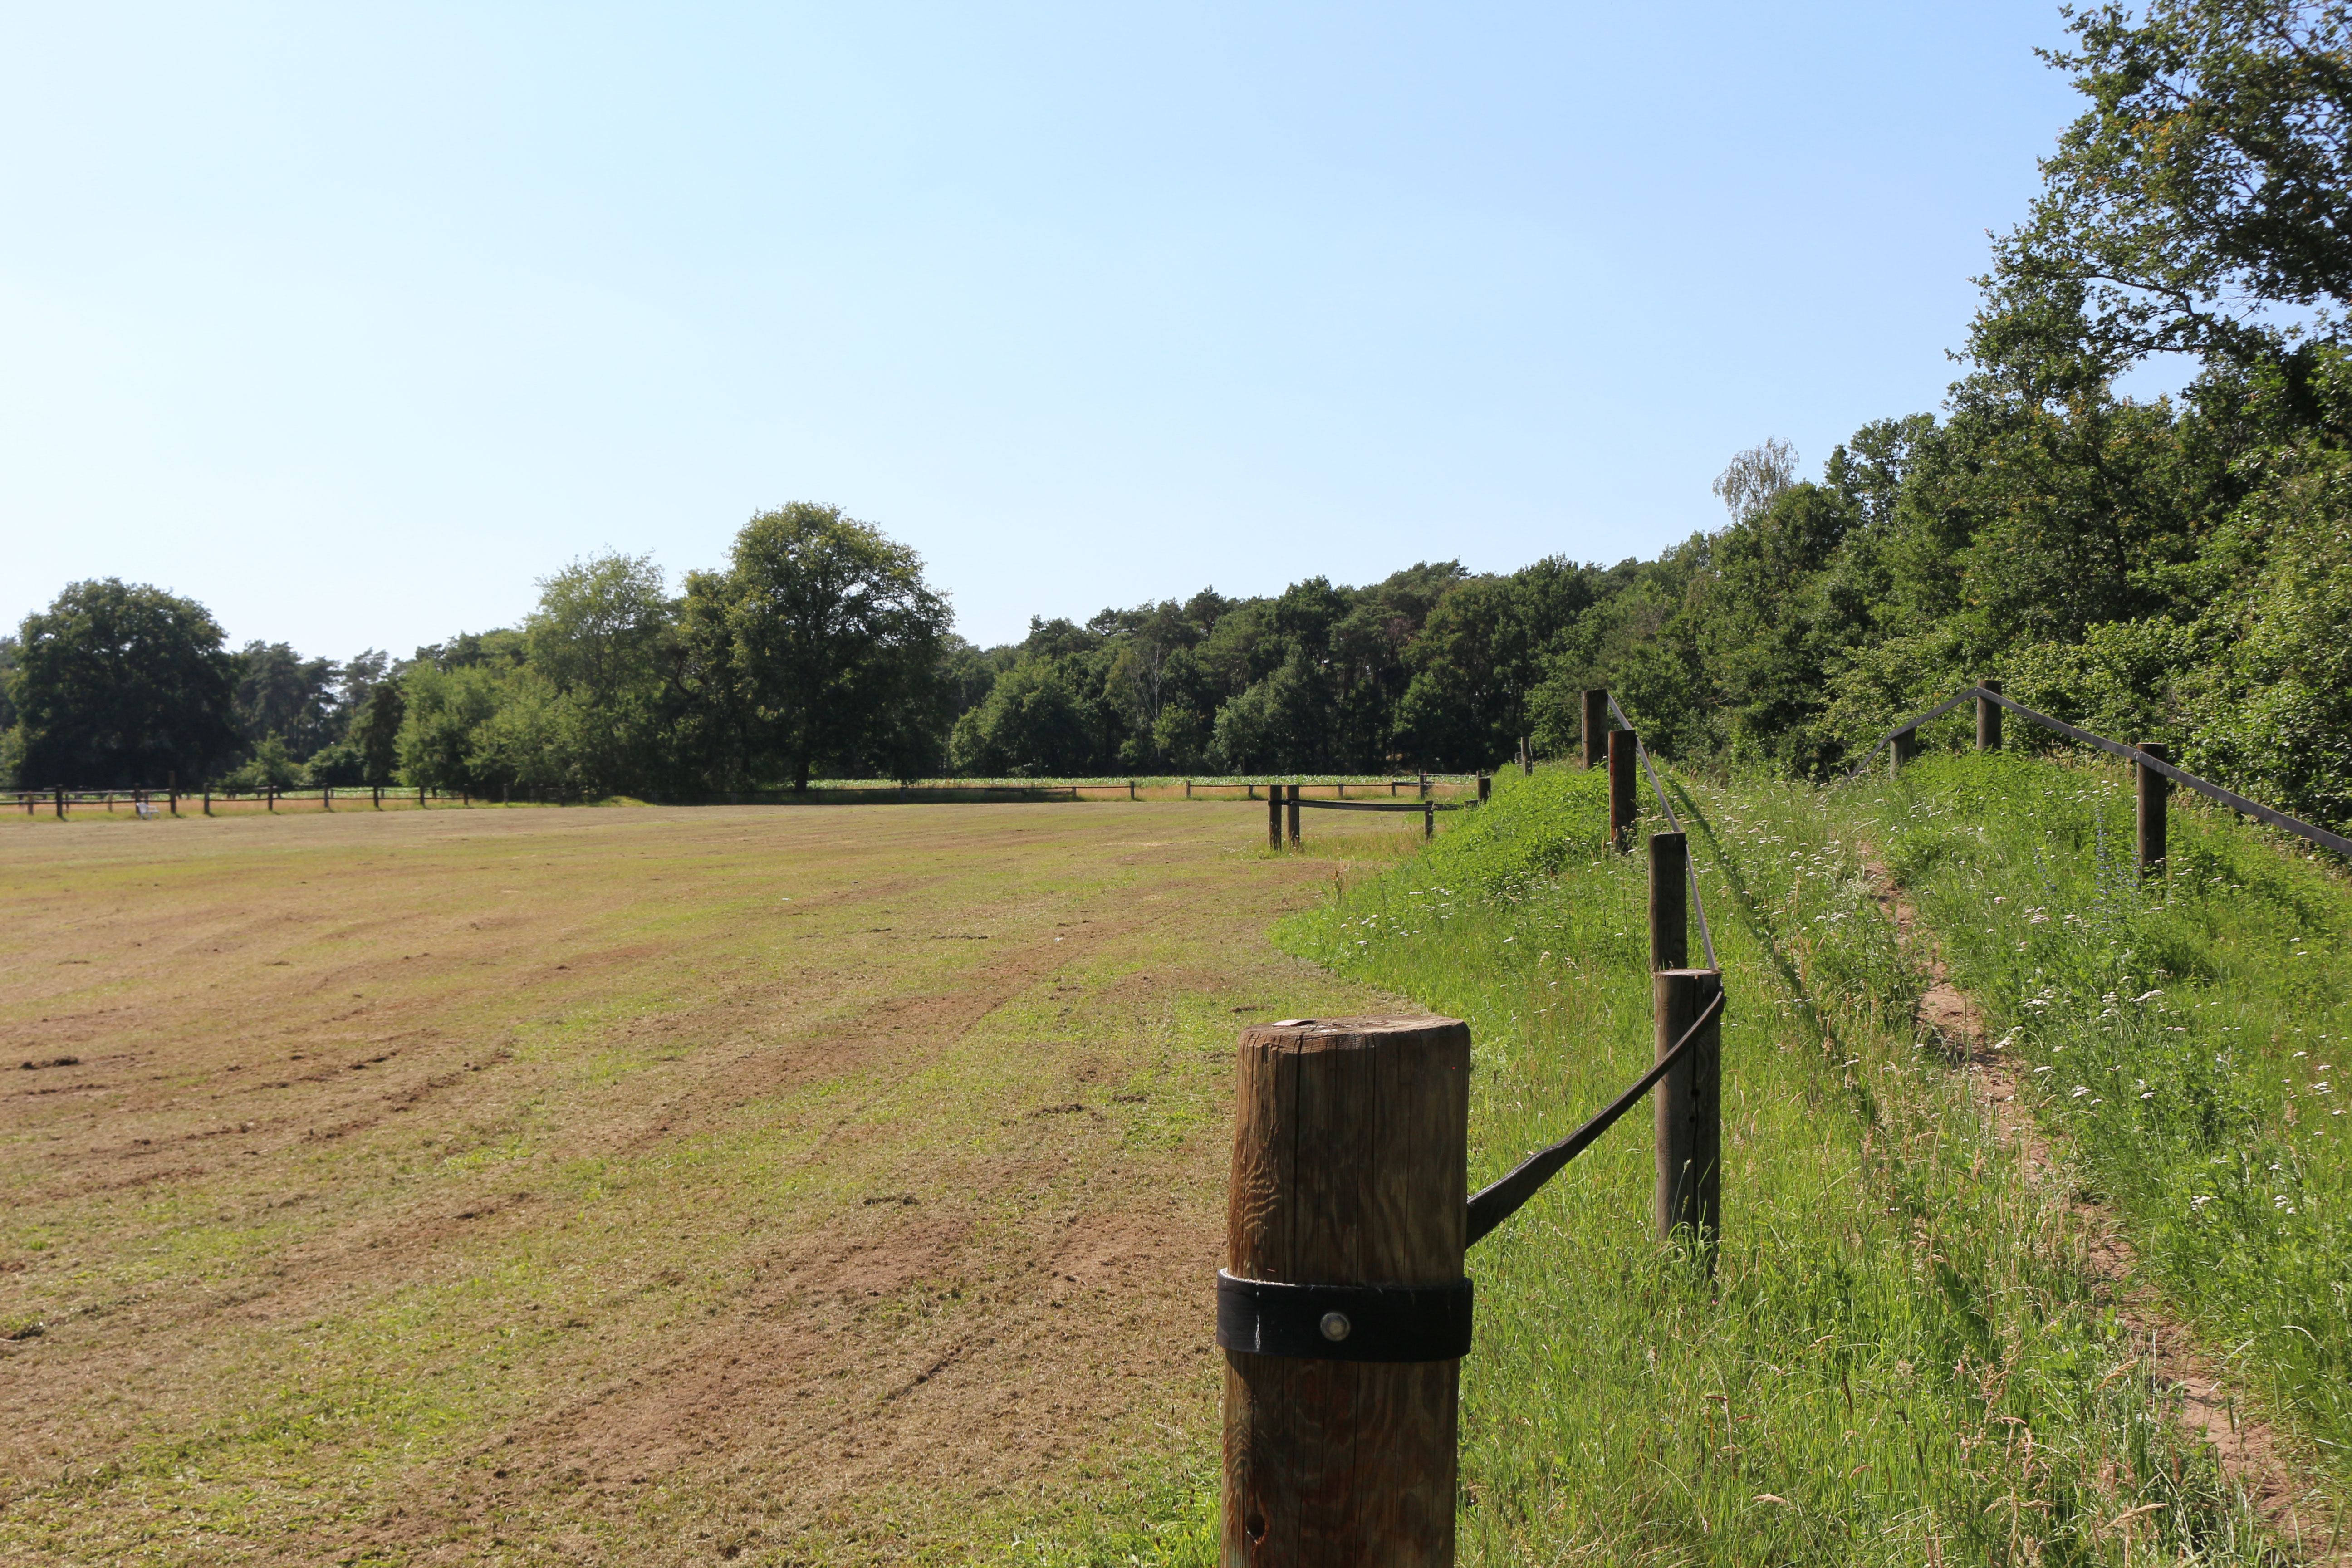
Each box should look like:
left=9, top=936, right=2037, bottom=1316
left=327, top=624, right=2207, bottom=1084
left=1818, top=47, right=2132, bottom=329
left=5, top=4, right=2349, bottom=832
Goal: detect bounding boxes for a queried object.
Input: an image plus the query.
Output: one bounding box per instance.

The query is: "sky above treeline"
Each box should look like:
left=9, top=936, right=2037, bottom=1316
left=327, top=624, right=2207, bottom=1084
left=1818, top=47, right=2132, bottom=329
left=3, top=3, right=2105, bottom=655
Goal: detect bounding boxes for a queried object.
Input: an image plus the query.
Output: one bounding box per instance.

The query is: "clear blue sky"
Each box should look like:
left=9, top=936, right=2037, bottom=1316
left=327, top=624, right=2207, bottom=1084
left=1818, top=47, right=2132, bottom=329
left=2, top=3, right=2101, bottom=657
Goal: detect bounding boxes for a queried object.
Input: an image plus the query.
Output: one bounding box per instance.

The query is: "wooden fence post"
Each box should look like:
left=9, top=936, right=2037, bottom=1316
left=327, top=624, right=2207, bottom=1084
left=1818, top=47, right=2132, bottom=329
left=1286, top=787, right=1301, bottom=848
left=202, top=788, right=211, bottom=817
left=1268, top=785, right=1283, bottom=851
left=1649, top=832, right=1688, bottom=972
left=419, top=785, right=427, bottom=809
left=1891, top=726, right=1917, bottom=778
left=1655, top=969, right=1723, bottom=1271
left=1608, top=730, right=1638, bottom=853
left=54, top=787, right=64, bottom=821
left=1222, top=1015, right=1470, bottom=1564
left=1976, top=680, right=2003, bottom=753
left=373, top=785, right=382, bottom=810
left=2137, top=741, right=2169, bottom=877
left=323, top=785, right=332, bottom=812
left=1477, top=775, right=1490, bottom=805
left=1583, top=690, right=1608, bottom=770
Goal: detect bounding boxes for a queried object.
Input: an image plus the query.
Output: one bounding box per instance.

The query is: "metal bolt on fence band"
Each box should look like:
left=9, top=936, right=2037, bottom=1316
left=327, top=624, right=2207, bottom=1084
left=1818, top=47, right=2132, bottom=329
left=1319, top=1312, right=1350, bottom=1342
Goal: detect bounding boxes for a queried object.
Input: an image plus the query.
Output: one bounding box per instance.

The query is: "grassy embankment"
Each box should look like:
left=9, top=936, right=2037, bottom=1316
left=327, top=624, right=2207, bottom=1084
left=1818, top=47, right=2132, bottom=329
left=1213, top=763, right=2278, bottom=1564
left=1851, top=750, right=2352, bottom=1490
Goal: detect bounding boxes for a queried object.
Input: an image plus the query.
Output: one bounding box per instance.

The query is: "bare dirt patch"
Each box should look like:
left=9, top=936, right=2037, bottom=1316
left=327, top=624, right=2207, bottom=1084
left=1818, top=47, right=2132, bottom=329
left=1859, top=842, right=2342, bottom=1555
left=0, top=802, right=1411, bottom=1563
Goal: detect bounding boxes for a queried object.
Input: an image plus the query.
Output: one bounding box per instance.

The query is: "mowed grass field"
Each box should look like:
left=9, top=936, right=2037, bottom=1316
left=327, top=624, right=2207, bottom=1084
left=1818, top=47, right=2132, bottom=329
left=0, top=802, right=1428, bottom=1565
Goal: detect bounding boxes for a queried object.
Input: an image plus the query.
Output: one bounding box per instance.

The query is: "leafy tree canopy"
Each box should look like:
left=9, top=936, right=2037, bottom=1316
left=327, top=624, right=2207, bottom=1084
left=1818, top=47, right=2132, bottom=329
left=12, top=579, right=240, bottom=788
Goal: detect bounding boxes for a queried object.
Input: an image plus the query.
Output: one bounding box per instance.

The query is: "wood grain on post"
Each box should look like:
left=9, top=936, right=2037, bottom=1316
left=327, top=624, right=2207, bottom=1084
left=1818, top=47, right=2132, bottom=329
left=2137, top=741, right=2169, bottom=877
left=1268, top=784, right=1283, bottom=851
left=1654, top=969, right=1723, bottom=1270
left=1891, top=727, right=1917, bottom=778
left=1582, top=690, right=1607, bottom=770
left=1608, top=730, right=1638, bottom=853
left=1976, top=680, right=2003, bottom=753
left=1649, top=832, right=1688, bottom=972
left=1223, top=1015, right=1469, bottom=1566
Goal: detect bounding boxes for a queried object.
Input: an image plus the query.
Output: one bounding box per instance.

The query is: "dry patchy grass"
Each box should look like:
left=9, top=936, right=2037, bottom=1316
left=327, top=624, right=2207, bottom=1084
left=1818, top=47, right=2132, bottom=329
left=0, top=803, right=1417, bottom=1564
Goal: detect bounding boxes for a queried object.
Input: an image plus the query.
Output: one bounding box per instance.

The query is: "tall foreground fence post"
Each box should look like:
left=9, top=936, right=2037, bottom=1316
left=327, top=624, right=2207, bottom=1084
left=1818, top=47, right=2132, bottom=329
left=1655, top=969, right=1723, bottom=1272
left=1977, top=680, right=2003, bottom=753
left=1267, top=785, right=1283, bottom=851
left=2137, top=741, right=2169, bottom=877
left=1583, top=689, right=1608, bottom=769
left=1608, top=730, right=1638, bottom=852
left=1649, top=832, right=1687, bottom=971
left=1221, top=1015, right=1470, bottom=1564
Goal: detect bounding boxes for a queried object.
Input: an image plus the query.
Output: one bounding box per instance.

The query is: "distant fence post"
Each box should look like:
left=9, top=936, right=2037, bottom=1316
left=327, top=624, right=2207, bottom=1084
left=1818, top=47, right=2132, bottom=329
left=1220, top=1015, right=1470, bottom=1564
left=54, top=787, right=64, bottom=821
left=1976, top=680, right=2003, bottom=753
left=1891, top=726, right=1918, bottom=778
left=1286, top=787, right=1301, bottom=848
left=1519, top=736, right=1532, bottom=777
left=1583, top=690, right=1607, bottom=769
left=1423, top=799, right=1434, bottom=840
left=1608, top=730, right=1638, bottom=852
left=168, top=773, right=178, bottom=817
left=1267, top=785, right=1283, bottom=850
left=1477, top=774, right=1490, bottom=805
left=419, top=785, right=427, bottom=809
left=1649, top=832, right=1688, bottom=971
left=2137, top=741, right=2170, bottom=877
left=1655, top=969, right=1723, bottom=1272
left=323, top=785, right=332, bottom=812
left=202, top=788, right=211, bottom=817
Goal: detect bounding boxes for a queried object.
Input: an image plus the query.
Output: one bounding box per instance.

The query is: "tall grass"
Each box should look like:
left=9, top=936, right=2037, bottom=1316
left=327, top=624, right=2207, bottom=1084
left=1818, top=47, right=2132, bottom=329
left=1262, top=765, right=2269, bottom=1563
left=1858, top=751, right=2352, bottom=1493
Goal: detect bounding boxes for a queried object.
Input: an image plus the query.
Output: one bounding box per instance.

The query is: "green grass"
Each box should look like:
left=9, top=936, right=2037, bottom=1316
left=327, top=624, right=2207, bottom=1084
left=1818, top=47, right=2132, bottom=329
left=1855, top=750, right=2352, bottom=1485
left=1192, top=764, right=2275, bottom=1563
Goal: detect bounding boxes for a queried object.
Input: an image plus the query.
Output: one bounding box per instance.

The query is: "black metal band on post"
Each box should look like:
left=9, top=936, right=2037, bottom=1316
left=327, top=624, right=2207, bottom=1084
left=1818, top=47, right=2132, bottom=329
left=1215, top=1271, right=1474, bottom=1363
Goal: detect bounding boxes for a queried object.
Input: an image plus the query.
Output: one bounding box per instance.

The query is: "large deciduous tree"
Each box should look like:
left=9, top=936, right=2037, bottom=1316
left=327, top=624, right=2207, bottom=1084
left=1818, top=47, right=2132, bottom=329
left=685, top=504, right=952, bottom=790
left=1987, top=0, right=2352, bottom=369
left=12, top=580, right=241, bottom=788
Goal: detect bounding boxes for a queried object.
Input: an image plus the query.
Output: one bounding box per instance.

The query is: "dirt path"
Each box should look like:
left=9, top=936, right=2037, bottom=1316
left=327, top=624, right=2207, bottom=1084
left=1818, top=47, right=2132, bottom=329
left=0, top=803, right=1418, bottom=1564
left=1858, top=843, right=2344, bottom=1558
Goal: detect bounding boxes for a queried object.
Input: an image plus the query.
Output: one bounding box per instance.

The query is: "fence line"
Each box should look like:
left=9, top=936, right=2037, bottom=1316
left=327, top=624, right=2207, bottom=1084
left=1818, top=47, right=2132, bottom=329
left=1842, top=683, right=2352, bottom=860
left=1601, top=694, right=1721, bottom=970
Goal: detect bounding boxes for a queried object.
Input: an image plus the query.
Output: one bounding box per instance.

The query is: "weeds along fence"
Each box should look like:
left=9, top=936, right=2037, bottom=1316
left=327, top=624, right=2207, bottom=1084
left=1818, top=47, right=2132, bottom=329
left=1842, top=681, right=2352, bottom=867
left=1222, top=691, right=1730, bottom=1560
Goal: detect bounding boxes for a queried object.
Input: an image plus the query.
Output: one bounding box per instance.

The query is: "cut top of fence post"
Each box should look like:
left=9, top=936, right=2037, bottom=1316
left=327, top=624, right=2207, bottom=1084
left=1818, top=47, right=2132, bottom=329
left=1228, top=1015, right=1470, bottom=1289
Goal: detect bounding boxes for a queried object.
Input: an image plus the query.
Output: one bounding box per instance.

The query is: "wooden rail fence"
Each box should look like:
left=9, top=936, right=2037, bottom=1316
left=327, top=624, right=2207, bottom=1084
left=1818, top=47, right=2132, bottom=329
left=1845, top=681, right=2352, bottom=868
left=1224, top=696, right=1727, bottom=1559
